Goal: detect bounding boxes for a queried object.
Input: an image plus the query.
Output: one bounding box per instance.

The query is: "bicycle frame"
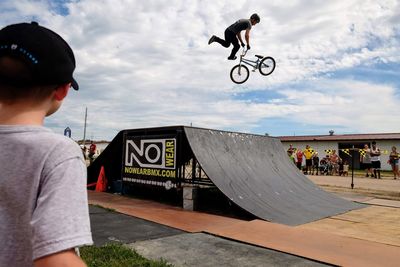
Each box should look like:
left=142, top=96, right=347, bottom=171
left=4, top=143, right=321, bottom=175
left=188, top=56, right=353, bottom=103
left=238, top=48, right=260, bottom=71
left=230, top=48, right=275, bottom=84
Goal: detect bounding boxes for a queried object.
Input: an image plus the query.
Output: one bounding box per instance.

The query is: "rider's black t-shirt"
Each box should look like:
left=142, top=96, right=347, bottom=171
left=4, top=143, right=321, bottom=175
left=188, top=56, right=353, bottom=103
left=228, top=19, right=252, bottom=34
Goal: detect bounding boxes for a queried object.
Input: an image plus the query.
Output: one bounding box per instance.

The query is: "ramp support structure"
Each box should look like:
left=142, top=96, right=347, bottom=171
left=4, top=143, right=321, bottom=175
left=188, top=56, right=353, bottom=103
left=183, top=185, right=198, bottom=211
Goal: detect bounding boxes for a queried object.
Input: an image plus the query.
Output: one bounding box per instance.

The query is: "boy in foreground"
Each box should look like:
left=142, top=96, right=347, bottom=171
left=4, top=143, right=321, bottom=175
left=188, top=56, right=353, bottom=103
left=0, top=22, right=92, bottom=266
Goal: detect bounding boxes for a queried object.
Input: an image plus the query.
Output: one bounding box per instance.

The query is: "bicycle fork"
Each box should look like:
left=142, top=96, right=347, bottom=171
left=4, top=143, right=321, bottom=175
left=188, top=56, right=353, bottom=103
left=238, top=56, right=244, bottom=75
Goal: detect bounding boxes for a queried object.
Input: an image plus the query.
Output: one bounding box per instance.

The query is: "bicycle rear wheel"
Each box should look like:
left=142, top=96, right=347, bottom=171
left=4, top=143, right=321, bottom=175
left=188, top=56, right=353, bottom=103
left=259, top=57, right=276, bottom=76
left=230, top=64, right=250, bottom=84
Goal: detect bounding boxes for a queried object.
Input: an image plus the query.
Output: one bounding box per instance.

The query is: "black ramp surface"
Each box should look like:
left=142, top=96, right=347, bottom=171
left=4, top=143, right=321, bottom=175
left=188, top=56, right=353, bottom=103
left=184, top=127, right=364, bottom=226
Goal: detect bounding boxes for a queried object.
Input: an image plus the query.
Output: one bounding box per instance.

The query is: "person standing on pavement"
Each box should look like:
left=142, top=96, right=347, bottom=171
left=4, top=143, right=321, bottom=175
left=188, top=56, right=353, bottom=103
left=311, top=151, right=319, bottom=175
left=370, top=141, right=381, bottom=179
left=303, top=145, right=314, bottom=175
left=338, top=159, right=344, bottom=176
left=342, top=161, right=349, bottom=176
left=388, top=146, right=400, bottom=179
left=287, top=144, right=296, bottom=164
left=287, top=144, right=294, bottom=157
left=329, top=150, right=341, bottom=175
left=360, top=144, right=373, bottom=177
left=296, top=148, right=303, bottom=170
left=89, top=141, right=97, bottom=163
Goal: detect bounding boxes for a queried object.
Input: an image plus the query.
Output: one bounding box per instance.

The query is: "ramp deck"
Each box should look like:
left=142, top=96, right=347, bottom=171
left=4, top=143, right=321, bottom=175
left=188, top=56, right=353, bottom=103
left=184, top=127, right=364, bottom=225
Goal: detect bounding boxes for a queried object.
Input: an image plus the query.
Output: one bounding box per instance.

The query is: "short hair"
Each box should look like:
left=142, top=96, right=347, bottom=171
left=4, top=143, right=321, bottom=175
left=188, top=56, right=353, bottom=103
left=0, top=56, right=56, bottom=103
left=250, top=13, right=260, bottom=23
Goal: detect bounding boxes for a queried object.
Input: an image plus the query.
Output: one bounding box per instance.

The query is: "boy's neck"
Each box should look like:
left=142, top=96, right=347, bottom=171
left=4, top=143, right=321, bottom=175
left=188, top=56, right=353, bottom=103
left=0, top=101, right=47, bottom=125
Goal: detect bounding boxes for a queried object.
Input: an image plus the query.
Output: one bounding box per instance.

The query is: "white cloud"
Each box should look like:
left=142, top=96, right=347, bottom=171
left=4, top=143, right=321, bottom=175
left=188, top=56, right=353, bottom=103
left=0, top=0, right=399, bottom=139
left=278, top=79, right=400, bottom=133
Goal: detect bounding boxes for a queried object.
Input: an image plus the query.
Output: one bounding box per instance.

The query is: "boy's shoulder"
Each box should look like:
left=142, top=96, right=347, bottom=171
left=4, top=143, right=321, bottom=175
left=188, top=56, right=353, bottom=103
left=0, top=125, right=82, bottom=159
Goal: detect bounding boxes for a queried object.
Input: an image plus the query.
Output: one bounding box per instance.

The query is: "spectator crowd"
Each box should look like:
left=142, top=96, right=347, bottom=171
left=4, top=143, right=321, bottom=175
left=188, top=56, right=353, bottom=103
left=286, top=141, right=400, bottom=180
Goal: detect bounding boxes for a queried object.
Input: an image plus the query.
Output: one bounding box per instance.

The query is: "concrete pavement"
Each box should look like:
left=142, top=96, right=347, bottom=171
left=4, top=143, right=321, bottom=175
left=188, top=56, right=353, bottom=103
left=308, top=174, right=400, bottom=200
left=88, top=190, right=400, bottom=267
left=128, top=233, right=328, bottom=267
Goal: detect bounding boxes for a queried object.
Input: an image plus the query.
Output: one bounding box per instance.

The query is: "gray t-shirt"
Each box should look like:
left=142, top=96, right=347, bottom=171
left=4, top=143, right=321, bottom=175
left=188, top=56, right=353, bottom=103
left=0, top=125, right=93, bottom=267
left=228, top=19, right=252, bottom=34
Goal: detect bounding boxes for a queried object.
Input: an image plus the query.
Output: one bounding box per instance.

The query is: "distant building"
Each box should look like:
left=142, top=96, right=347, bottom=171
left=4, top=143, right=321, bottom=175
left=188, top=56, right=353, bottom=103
left=278, top=133, right=400, bottom=171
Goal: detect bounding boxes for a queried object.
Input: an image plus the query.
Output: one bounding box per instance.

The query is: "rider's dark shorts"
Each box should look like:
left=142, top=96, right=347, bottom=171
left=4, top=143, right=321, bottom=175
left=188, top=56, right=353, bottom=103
left=371, top=161, right=381, bottom=169
left=306, top=159, right=312, bottom=167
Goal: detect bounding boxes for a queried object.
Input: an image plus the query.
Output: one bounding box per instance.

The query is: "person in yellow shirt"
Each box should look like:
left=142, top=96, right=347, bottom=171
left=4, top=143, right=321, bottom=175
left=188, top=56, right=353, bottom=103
left=303, top=145, right=314, bottom=175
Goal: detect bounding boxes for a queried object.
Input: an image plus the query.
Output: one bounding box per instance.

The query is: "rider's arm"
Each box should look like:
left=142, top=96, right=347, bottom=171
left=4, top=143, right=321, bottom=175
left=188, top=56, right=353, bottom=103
left=236, top=32, right=244, bottom=46
left=245, top=29, right=250, bottom=46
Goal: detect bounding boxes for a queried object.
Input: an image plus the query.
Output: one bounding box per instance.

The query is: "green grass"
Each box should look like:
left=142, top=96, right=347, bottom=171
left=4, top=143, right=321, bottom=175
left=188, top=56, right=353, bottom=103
left=81, top=243, right=173, bottom=267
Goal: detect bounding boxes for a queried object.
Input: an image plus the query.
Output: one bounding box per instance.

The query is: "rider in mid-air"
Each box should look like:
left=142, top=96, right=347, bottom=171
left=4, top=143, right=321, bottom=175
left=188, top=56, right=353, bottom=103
left=208, top=13, right=260, bottom=60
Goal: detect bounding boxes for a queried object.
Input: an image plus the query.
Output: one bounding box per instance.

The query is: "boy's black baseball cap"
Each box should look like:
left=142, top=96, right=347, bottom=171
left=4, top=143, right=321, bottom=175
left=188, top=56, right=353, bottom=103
left=0, top=21, right=79, bottom=90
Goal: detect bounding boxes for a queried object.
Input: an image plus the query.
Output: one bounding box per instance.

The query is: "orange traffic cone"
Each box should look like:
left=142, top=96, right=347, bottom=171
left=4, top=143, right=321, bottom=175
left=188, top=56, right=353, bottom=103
left=95, top=166, right=107, bottom=192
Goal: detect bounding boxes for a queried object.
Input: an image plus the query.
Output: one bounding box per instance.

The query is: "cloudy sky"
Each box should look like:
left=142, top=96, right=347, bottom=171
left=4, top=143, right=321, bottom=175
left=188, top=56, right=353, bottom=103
left=1, top=0, right=399, bottom=140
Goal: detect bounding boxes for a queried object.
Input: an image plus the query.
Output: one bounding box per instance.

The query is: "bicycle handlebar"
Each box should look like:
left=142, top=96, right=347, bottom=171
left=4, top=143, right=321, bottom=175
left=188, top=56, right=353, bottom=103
left=240, top=47, right=249, bottom=57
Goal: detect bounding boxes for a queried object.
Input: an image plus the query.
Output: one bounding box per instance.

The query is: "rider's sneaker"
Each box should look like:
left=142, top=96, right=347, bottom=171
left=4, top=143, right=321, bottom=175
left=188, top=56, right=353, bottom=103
left=227, top=56, right=237, bottom=60
left=208, top=35, right=216, bottom=44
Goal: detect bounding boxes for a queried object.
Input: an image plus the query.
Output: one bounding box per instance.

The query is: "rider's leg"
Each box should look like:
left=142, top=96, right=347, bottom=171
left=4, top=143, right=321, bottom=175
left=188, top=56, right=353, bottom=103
left=211, top=29, right=234, bottom=47
left=228, top=38, right=240, bottom=59
left=210, top=35, right=228, bottom=46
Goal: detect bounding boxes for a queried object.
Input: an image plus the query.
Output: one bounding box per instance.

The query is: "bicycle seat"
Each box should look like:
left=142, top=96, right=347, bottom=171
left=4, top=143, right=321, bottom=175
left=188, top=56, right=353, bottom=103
left=255, top=55, right=264, bottom=59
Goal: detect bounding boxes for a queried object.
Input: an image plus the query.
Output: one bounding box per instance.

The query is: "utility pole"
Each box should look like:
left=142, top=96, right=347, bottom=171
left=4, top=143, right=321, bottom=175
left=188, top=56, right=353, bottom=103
left=82, top=107, right=87, bottom=146
left=351, top=145, right=355, bottom=189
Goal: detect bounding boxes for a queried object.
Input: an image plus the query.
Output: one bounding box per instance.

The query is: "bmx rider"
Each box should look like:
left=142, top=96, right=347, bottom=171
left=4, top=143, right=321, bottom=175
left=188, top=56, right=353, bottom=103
left=208, top=13, right=260, bottom=60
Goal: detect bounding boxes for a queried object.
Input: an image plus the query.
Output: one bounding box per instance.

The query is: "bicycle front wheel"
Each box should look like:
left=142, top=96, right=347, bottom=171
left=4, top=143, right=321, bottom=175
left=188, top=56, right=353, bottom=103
left=259, top=57, right=276, bottom=76
left=230, top=64, right=250, bottom=84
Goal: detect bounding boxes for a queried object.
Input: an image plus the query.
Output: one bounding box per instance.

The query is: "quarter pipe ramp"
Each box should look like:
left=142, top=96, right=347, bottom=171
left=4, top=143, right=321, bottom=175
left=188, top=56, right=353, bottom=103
left=184, top=127, right=364, bottom=226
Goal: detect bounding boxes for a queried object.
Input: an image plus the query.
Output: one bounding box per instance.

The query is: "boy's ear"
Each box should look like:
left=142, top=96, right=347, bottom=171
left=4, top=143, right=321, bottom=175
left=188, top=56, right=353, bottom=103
left=53, top=83, right=71, bottom=101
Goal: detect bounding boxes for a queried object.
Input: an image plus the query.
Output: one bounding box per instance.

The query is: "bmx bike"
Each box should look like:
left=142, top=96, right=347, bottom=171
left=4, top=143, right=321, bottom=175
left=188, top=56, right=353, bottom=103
left=230, top=48, right=276, bottom=84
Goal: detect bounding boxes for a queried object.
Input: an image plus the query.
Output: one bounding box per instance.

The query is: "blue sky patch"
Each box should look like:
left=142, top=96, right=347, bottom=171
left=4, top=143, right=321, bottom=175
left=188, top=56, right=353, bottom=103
left=253, top=117, right=348, bottom=137
left=331, top=62, right=400, bottom=88
left=233, top=90, right=284, bottom=103
left=48, top=0, right=72, bottom=16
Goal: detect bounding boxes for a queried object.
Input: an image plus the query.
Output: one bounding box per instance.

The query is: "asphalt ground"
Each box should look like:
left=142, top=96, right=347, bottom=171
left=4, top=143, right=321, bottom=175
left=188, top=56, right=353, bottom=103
left=89, top=205, right=183, bottom=246
left=89, top=205, right=331, bottom=267
left=128, top=233, right=329, bottom=267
